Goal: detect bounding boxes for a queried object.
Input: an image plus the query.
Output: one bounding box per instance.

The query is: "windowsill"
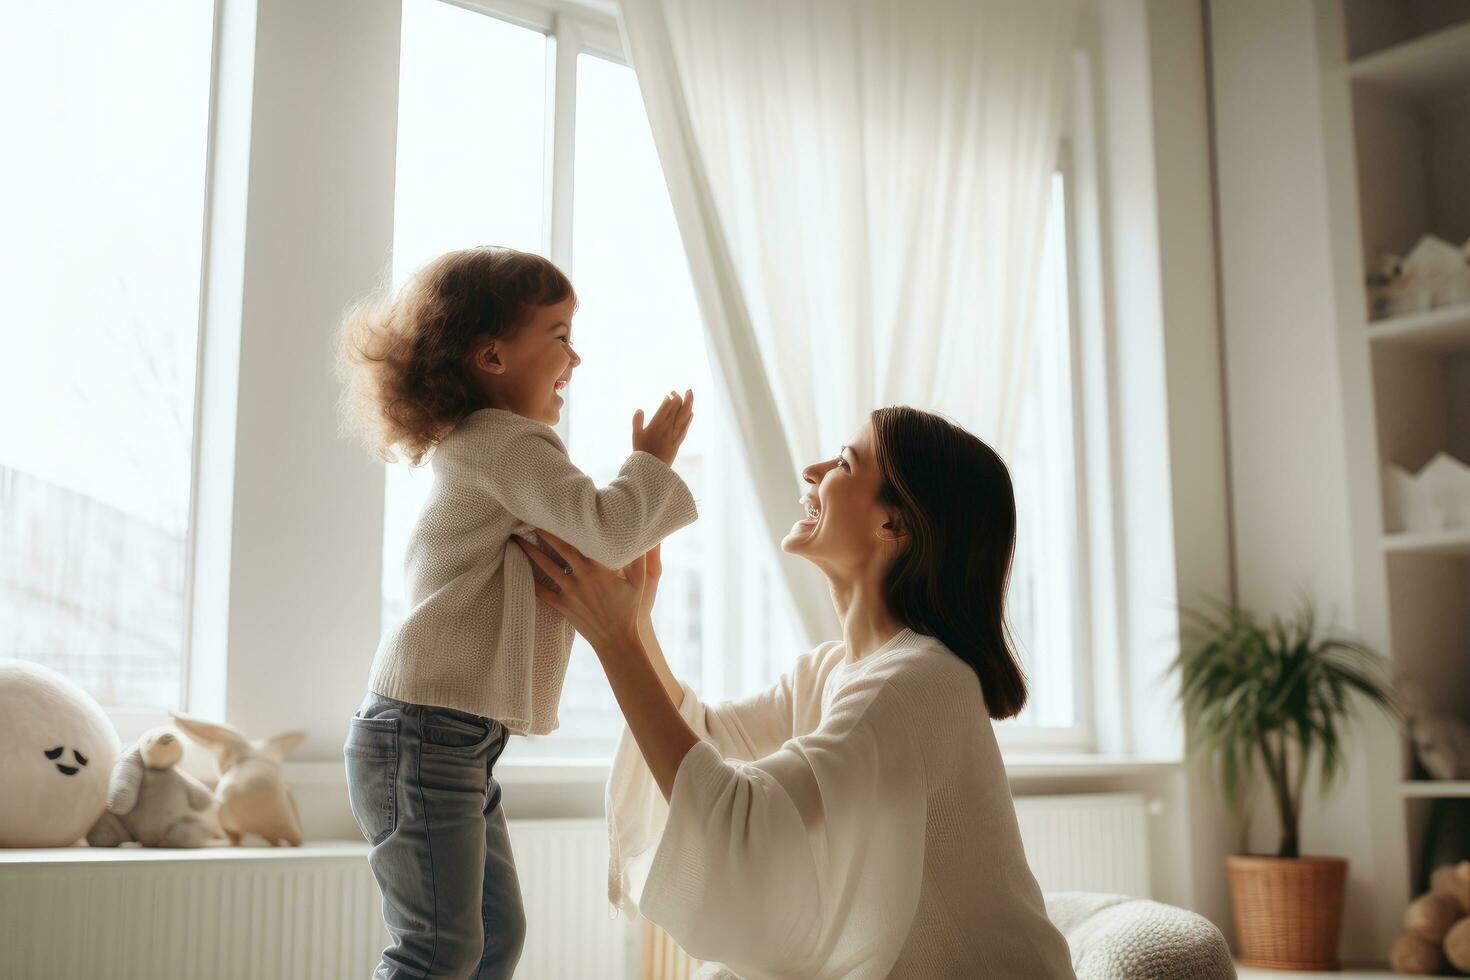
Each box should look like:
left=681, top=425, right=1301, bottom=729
left=285, top=754, right=1183, bottom=790
left=0, top=840, right=370, bottom=866
left=1004, top=754, right=1183, bottom=779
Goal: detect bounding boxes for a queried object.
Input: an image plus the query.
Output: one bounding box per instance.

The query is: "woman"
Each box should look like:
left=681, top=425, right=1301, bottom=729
left=514, top=406, right=1075, bottom=979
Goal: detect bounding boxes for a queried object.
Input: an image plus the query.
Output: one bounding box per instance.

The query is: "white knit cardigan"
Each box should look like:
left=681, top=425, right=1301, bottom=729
left=368, top=408, right=698, bottom=734
left=606, top=629, right=1076, bottom=979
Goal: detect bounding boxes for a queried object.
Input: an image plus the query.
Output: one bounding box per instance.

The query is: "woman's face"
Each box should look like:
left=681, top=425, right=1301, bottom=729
left=782, top=420, right=902, bottom=576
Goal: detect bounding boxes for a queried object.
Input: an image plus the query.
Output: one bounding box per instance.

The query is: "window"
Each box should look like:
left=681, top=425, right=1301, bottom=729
left=0, top=2, right=215, bottom=713
left=381, top=1, right=803, bottom=760
left=380, top=0, right=549, bottom=633
left=1004, top=168, right=1091, bottom=742
left=381, top=1, right=1100, bottom=757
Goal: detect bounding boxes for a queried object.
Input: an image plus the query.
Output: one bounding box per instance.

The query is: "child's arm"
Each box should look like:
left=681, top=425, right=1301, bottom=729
left=485, top=400, right=697, bottom=568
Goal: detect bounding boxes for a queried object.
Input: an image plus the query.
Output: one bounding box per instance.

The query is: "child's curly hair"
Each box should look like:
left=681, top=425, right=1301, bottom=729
left=338, top=247, right=576, bottom=464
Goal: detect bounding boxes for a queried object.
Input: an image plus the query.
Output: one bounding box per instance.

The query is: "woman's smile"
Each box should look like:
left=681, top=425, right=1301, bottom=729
left=795, top=493, right=821, bottom=529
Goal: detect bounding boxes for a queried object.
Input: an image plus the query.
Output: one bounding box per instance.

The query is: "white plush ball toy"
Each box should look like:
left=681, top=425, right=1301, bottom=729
left=0, top=660, right=120, bottom=846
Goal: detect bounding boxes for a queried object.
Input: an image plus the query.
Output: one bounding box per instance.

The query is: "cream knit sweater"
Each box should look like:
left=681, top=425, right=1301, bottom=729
left=606, top=629, right=1075, bottom=979
left=368, top=408, right=698, bottom=734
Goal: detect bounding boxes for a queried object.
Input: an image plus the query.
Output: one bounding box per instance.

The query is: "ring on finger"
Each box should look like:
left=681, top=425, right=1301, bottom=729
left=562, top=565, right=574, bottom=576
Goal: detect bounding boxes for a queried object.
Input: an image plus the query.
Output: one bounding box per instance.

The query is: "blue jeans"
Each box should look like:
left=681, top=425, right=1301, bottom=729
left=344, top=693, right=526, bottom=980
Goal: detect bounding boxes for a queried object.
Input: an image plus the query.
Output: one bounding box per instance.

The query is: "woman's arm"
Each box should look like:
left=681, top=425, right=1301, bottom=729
left=592, top=630, right=698, bottom=801
left=513, top=532, right=695, bottom=799
left=635, top=545, right=683, bottom=707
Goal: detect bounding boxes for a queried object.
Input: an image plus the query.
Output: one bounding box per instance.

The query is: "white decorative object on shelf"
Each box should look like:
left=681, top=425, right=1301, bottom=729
left=1383, top=463, right=1420, bottom=533
left=1420, top=453, right=1470, bottom=530
left=1383, top=453, right=1470, bottom=533
left=1381, top=235, right=1470, bottom=318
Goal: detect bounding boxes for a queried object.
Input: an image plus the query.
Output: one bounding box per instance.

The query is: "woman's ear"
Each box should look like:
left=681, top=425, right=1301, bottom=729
left=878, top=510, right=908, bottom=541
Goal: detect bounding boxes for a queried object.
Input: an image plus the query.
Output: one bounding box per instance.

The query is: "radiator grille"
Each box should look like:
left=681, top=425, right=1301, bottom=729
left=1013, top=792, right=1152, bottom=897
left=0, top=821, right=625, bottom=980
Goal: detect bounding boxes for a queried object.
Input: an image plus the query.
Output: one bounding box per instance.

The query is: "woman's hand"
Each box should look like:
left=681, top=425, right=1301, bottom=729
left=515, top=530, right=698, bottom=801
left=512, top=529, right=645, bottom=655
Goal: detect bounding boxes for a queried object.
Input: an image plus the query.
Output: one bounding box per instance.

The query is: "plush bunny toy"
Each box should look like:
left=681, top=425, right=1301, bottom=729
left=171, top=713, right=306, bottom=846
left=86, top=727, right=220, bottom=848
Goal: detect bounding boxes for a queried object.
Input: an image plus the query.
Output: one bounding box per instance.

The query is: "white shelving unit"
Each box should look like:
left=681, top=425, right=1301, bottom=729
left=1367, top=303, right=1470, bottom=354
left=1319, top=0, right=1470, bottom=893
left=1382, top=528, right=1470, bottom=558
left=1347, top=19, right=1470, bottom=101
left=1400, top=781, right=1470, bottom=800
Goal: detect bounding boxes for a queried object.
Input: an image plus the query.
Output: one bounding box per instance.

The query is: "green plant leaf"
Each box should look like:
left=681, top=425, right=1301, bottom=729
left=1170, top=596, right=1397, bottom=857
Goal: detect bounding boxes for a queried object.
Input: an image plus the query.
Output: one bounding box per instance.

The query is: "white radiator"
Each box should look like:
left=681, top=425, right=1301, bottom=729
left=1, top=799, right=1149, bottom=979
left=0, top=820, right=625, bottom=980
left=1013, top=792, right=1152, bottom=898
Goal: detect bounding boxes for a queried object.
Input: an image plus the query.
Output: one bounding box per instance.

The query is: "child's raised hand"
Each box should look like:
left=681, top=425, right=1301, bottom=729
left=632, top=389, right=694, bottom=466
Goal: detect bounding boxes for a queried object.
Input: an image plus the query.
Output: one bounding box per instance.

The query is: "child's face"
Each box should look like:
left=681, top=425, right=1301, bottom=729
left=471, top=297, right=580, bottom=425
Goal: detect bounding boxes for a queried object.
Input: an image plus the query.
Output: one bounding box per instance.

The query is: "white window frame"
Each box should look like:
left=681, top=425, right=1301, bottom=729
left=420, top=0, right=1119, bottom=760
left=997, top=145, right=1099, bottom=754
left=996, top=42, right=1115, bottom=755
left=153, top=0, right=1125, bottom=792
left=457, top=0, right=802, bottom=762
left=61, top=4, right=221, bottom=744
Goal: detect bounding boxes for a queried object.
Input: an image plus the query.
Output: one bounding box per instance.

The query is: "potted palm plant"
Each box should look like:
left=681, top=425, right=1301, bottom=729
left=1172, top=599, right=1397, bottom=971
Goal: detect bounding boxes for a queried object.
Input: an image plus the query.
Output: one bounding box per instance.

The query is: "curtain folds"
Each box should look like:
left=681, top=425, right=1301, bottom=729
left=620, top=0, right=1078, bottom=644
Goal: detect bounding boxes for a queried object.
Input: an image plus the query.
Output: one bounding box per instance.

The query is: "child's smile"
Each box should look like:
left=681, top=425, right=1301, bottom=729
left=471, top=296, right=581, bottom=426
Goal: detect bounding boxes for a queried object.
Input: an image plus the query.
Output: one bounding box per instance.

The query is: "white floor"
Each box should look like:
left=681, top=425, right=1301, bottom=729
left=1237, top=968, right=1394, bottom=979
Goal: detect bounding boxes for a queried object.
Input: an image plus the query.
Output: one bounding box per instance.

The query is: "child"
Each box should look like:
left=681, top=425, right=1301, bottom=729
left=337, top=246, right=697, bottom=980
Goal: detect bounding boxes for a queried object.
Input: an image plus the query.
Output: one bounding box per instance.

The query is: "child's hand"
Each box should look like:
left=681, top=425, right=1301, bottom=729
left=632, top=389, right=693, bottom=466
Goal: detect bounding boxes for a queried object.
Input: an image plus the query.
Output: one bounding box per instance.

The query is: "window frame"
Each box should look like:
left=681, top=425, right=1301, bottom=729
left=402, top=0, right=1117, bottom=760
left=997, top=146, right=1098, bottom=754
left=13, top=3, right=224, bottom=743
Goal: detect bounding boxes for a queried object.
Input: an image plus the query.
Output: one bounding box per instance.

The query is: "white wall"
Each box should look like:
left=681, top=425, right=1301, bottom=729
left=1092, top=0, right=1234, bottom=926
left=191, top=0, right=400, bottom=758
left=1208, top=0, right=1406, bottom=960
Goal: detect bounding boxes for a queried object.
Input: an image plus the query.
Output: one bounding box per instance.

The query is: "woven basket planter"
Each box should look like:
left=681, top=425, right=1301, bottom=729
left=1226, top=854, right=1348, bottom=970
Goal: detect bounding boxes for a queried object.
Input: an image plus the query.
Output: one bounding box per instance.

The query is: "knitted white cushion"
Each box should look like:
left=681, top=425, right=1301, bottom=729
left=1046, top=892, right=1236, bottom=980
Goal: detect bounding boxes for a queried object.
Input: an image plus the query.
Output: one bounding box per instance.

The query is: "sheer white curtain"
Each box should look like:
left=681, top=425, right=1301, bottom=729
left=620, top=0, right=1078, bottom=643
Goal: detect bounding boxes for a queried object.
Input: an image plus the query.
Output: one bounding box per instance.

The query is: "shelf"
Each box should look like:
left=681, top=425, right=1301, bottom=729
left=1349, top=21, right=1470, bottom=104
left=1383, top=528, right=1470, bottom=556
left=1400, top=781, right=1470, bottom=799
left=1368, top=303, right=1470, bottom=353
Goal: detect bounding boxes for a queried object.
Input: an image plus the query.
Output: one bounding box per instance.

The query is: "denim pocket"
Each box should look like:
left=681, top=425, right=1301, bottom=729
left=422, top=710, right=497, bottom=755
left=344, top=716, right=398, bottom=844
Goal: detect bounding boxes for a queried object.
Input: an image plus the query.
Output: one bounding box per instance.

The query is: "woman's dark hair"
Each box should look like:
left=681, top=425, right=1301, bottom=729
left=870, top=406, right=1028, bottom=719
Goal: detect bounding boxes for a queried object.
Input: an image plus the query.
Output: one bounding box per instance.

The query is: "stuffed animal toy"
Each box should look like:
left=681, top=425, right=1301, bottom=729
left=1391, top=932, right=1443, bottom=976
left=1433, top=861, right=1470, bottom=911
left=1405, top=891, right=1461, bottom=944
left=1367, top=250, right=1408, bottom=320
left=171, top=713, right=306, bottom=846
left=0, top=660, right=120, bottom=847
left=1447, top=916, right=1470, bottom=974
left=1397, top=678, right=1470, bottom=781
left=1392, top=860, right=1470, bottom=974
left=86, top=727, right=221, bottom=847
left=1412, top=714, right=1470, bottom=781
